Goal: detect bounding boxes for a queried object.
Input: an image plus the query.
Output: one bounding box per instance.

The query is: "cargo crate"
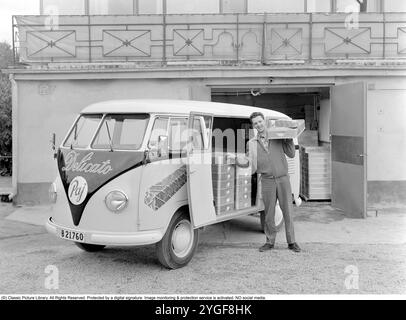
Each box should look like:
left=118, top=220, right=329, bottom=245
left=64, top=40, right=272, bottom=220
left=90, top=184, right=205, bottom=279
left=300, top=146, right=331, bottom=200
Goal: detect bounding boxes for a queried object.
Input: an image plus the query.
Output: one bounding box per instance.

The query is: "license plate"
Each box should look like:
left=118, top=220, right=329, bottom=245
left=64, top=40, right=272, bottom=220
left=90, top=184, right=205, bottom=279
left=59, top=228, right=87, bottom=243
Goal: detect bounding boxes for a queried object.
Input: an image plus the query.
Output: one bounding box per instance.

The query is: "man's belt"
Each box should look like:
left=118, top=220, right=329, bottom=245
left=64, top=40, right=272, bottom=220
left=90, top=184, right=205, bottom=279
left=261, top=174, right=287, bottom=179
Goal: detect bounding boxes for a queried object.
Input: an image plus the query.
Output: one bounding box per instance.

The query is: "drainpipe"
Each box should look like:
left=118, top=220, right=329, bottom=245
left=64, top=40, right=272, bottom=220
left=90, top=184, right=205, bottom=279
left=12, top=16, right=15, bottom=66
left=9, top=74, right=18, bottom=202
left=331, top=0, right=337, bottom=13
left=261, top=13, right=266, bottom=65
left=162, top=0, right=167, bottom=66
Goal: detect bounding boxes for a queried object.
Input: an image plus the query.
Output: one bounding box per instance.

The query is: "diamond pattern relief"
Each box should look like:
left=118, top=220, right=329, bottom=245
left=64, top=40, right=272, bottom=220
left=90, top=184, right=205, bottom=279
left=103, top=30, right=151, bottom=57
left=325, top=28, right=371, bottom=54
left=270, top=28, right=302, bottom=55
left=26, top=30, right=76, bottom=58
left=173, top=29, right=204, bottom=56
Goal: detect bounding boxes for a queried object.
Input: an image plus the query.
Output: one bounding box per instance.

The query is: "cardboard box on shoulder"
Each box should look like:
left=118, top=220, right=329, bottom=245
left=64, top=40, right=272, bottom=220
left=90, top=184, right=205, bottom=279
left=267, top=119, right=305, bottom=140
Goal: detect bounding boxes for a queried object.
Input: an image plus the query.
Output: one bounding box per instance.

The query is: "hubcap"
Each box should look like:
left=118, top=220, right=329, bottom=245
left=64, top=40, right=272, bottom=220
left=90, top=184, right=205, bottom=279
left=171, top=220, right=194, bottom=258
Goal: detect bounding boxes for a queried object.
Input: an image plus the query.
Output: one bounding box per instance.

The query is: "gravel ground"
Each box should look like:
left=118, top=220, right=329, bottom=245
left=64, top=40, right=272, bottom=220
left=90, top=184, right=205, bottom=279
left=1, top=202, right=405, bottom=295
left=1, top=233, right=405, bottom=295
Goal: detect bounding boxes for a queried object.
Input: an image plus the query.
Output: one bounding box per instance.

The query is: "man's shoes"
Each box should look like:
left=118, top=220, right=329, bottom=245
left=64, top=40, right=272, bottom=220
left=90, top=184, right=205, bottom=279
left=288, top=243, right=301, bottom=253
left=259, top=243, right=274, bottom=252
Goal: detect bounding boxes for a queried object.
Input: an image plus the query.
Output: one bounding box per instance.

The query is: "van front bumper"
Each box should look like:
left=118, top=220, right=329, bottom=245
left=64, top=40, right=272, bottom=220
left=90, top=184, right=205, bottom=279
left=45, top=217, right=163, bottom=246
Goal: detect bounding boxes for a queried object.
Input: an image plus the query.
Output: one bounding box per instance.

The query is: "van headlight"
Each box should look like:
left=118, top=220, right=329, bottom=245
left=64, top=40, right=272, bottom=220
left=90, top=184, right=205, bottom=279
left=105, top=191, right=128, bottom=213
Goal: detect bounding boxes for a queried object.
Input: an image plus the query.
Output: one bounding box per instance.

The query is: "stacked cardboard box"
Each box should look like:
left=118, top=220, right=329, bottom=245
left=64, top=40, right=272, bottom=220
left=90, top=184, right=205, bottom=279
left=235, top=160, right=252, bottom=210
left=300, top=146, right=331, bottom=200
left=212, top=154, right=235, bottom=214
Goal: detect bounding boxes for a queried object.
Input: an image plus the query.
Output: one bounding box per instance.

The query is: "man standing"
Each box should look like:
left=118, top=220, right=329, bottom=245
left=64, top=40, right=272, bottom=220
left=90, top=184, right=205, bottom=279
left=247, top=112, right=301, bottom=253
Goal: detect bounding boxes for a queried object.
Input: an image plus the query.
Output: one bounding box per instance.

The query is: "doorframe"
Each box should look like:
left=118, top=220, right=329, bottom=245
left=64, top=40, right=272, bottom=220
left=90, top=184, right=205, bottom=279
left=186, top=112, right=217, bottom=228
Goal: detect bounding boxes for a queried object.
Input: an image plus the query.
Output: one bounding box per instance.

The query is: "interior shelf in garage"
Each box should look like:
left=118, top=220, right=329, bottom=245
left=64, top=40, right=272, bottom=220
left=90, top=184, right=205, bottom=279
left=300, top=146, right=331, bottom=201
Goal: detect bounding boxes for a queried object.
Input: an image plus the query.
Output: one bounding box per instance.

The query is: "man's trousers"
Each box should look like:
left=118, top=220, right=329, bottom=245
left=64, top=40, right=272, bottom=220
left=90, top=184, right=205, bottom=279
left=261, top=174, right=296, bottom=245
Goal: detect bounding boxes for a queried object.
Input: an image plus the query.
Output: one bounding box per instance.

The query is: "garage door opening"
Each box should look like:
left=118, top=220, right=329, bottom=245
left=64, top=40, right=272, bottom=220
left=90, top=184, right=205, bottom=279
left=211, top=86, right=332, bottom=203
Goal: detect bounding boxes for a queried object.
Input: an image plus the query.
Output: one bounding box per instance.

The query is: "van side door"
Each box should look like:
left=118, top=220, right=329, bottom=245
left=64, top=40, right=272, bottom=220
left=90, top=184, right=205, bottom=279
left=186, top=112, right=216, bottom=228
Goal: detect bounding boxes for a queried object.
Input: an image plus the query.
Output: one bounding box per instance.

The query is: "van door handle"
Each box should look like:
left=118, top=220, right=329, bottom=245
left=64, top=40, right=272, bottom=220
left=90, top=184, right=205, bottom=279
left=190, top=169, right=197, bottom=174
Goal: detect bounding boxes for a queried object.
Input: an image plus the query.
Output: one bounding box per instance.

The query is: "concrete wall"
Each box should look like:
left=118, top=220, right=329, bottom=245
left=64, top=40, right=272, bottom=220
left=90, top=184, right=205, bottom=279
left=366, top=83, right=406, bottom=207
left=367, top=88, right=406, bottom=181
left=14, top=78, right=210, bottom=204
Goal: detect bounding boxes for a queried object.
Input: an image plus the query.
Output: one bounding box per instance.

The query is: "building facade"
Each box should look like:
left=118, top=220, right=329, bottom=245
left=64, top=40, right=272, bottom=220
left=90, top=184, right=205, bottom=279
left=6, top=0, right=406, bottom=216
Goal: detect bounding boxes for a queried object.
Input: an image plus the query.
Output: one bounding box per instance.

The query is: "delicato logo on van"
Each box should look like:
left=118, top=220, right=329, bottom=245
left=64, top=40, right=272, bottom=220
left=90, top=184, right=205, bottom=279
left=62, top=151, right=113, bottom=175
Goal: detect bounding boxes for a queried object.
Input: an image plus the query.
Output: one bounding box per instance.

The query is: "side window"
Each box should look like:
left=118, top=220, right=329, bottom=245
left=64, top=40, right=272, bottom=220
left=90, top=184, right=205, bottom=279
left=190, top=115, right=212, bottom=151
left=169, top=118, right=188, bottom=151
left=203, top=116, right=213, bottom=149
left=192, top=117, right=204, bottom=150
left=148, top=117, right=169, bottom=148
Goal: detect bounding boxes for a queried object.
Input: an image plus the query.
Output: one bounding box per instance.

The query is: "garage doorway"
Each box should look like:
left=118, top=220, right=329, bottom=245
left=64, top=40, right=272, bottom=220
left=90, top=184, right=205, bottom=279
left=212, top=84, right=367, bottom=219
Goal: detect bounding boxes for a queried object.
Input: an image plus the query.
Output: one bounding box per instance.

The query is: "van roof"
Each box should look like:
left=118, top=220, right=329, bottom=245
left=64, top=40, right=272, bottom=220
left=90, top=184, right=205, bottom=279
left=81, top=99, right=289, bottom=119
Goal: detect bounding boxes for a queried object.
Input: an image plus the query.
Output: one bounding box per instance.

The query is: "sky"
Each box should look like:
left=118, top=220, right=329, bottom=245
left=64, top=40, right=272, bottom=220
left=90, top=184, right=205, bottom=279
left=0, top=0, right=39, bottom=44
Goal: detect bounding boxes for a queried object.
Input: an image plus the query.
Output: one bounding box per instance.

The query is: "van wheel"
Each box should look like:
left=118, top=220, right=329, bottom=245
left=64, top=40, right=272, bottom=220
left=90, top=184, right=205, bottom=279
left=75, top=242, right=106, bottom=252
left=156, top=211, right=199, bottom=269
left=260, top=206, right=284, bottom=233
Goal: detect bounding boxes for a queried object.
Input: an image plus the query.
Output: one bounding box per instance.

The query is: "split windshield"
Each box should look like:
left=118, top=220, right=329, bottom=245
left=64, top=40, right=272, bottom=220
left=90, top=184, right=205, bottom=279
left=63, top=114, right=149, bottom=150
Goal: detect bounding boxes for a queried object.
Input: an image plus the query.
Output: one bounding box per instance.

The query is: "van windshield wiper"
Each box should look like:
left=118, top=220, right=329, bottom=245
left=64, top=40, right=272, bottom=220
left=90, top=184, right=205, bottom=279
left=105, top=121, right=114, bottom=152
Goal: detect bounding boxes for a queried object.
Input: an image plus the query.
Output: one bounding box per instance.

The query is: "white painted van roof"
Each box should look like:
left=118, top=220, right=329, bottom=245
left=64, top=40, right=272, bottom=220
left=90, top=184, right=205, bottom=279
left=81, top=99, right=289, bottom=119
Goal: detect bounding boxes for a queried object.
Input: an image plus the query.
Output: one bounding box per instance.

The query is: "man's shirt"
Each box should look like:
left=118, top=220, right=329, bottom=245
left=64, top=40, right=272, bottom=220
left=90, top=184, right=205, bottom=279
left=258, top=132, right=269, bottom=152
left=246, top=135, right=295, bottom=177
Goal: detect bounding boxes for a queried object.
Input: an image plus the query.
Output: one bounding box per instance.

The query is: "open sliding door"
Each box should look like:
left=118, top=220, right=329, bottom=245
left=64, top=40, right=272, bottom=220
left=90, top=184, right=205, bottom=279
left=186, top=112, right=217, bottom=228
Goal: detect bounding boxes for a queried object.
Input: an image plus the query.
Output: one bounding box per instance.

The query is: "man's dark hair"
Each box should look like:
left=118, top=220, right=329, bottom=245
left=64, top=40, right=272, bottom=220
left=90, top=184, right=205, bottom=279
left=249, top=112, right=265, bottom=124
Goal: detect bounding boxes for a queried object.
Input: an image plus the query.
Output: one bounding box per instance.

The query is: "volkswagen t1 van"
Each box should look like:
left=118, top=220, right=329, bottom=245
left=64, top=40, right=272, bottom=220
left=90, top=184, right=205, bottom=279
left=46, top=100, right=301, bottom=269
